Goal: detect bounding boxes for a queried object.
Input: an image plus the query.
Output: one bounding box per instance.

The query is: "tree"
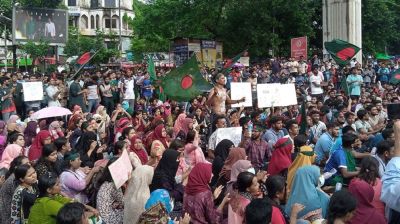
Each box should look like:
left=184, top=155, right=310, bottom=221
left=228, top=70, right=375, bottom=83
left=21, top=40, right=49, bottom=70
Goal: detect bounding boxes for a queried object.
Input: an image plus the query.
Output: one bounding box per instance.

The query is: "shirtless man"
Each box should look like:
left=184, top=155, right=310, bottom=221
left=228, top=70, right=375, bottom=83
left=207, top=73, right=245, bottom=116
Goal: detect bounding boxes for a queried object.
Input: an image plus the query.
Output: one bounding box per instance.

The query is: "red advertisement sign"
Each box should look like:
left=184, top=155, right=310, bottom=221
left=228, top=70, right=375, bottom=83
left=291, top=37, right=308, bottom=60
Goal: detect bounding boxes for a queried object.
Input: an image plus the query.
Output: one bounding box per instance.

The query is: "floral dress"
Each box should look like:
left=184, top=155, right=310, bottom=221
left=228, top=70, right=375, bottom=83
left=96, top=181, right=124, bottom=224
left=11, top=185, right=37, bottom=224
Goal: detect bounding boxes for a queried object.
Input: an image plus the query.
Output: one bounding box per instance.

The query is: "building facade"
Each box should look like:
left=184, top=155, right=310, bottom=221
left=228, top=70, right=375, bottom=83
left=65, top=0, right=134, bottom=53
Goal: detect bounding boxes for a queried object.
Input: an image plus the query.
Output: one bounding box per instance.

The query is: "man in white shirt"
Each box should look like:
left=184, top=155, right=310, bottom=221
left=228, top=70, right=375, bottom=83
left=288, top=58, right=299, bottom=76
left=45, top=18, right=56, bottom=38
left=298, top=56, right=308, bottom=75
left=309, top=65, right=324, bottom=100
left=122, top=73, right=135, bottom=109
left=46, top=77, right=61, bottom=107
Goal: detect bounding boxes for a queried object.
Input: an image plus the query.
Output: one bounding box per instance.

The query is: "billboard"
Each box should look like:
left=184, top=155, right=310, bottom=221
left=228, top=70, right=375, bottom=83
left=13, top=7, right=68, bottom=45
left=291, top=36, right=308, bottom=60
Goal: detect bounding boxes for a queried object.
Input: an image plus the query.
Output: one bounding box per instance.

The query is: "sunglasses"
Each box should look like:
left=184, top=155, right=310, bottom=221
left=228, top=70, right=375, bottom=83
left=96, top=120, right=102, bottom=123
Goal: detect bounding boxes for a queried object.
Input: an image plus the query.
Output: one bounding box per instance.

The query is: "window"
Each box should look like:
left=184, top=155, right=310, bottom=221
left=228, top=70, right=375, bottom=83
left=104, top=0, right=116, bottom=8
left=90, top=0, right=99, bottom=8
left=80, top=15, right=89, bottom=29
left=96, top=15, right=100, bottom=29
left=91, top=15, right=95, bottom=29
left=112, top=15, right=119, bottom=29
left=68, top=0, right=76, bottom=6
left=104, top=16, right=111, bottom=28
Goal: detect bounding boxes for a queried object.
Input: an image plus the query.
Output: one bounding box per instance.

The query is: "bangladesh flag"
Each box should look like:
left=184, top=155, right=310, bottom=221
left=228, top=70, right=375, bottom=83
left=147, top=56, right=157, bottom=83
left=160, top=56, right=212, bottom=101
left=70, top=50, right=99, bottom=80
left=222, top=50, right=247, bottom=74
left=389, top=69, right=400, bottom=85
left=324, top=39, right=360, bottom=66
left=340, top=75, right=350, bottom=96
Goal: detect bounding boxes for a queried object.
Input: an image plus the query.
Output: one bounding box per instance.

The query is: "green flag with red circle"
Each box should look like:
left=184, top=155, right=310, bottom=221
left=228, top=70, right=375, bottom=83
left=324, top=39, right=360, bottom=66
left=390, top=69, right=400, bottom=85
left=160, top=56, right=212, bottom=101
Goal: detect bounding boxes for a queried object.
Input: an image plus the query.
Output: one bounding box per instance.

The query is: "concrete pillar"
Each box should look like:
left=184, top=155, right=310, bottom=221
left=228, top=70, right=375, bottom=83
left=322, top=0, right=362, bottom=65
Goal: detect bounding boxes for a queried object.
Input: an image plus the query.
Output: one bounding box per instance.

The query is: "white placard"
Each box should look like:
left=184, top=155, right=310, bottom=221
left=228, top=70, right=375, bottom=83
left=230, top=82, right=253, bottom=107
left=22, top=82, right=43, bottom=102
left=257, top=83, right=297, bottom=108
left=215, top=127, right=243, bottom=147
left=239, top=57, right=250, bottom=66
left=109, top=150, right=133, bottom=189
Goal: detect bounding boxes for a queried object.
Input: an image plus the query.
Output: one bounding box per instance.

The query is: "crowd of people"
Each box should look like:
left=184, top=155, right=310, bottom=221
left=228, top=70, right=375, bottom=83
left=0, top=54, right=398, bottom=224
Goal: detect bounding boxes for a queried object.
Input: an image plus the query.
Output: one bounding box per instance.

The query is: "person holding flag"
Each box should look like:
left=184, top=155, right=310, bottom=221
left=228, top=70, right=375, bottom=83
left=346, top=67, right=363, bottom=100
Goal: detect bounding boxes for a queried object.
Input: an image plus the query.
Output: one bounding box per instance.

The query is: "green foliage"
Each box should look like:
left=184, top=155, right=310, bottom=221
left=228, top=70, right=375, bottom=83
left=18, top=0, right=63, bottom=8
left=63, top=27, right=119, bottom=64
left=21, top=40, right=49, bottom=61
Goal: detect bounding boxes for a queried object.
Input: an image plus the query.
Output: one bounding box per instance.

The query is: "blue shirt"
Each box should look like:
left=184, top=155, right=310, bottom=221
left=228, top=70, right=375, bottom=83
left=324, top=146, right=347, bottom=180
left=346, top=74, right=363, bottom=96
left=262, top=128, right=285, bottom=149
left=370, top=133, right=384, bottom=149
left=381, top=157, right=400, bottom=212
left=315, top=132, right=335, bottom=164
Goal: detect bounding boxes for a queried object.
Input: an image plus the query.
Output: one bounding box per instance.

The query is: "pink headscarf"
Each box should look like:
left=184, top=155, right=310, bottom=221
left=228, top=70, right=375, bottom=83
left=230, top=160, right=253, bottom=182
left=49, top=121, right=64, bottom=141
left=173, top=113, right=187, bottom=137
left=0, top=144, right=23, bottom=169
left=163, top=102, right=172, bottom=117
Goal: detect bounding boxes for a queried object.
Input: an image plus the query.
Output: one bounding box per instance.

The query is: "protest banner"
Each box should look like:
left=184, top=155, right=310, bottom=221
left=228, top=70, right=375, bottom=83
left=257, top=83, right=297, bottom=108
left=215, top=127, right=243, bottom=147
left=239, top=57, right=250, bottom=66
left=230, top=82, right=252, bottom=107
left=108, top=150, right=133, bottom=189
left=22, top=82, right=44, bottom=101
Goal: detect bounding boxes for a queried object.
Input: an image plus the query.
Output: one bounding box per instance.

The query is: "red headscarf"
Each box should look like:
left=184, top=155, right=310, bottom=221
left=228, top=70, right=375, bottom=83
left=185, top=163, right=212, bottom=196
left=115, top=117, right=132, bottom=135
left=267, top=138, right=293, bottom=176
left=348, top=179, right=386, bottom=224
left=152, top=124, right=169, bottom=148
left=130, top=135, right=149, bottom=165
left=28, top=130, right=51, bottom=161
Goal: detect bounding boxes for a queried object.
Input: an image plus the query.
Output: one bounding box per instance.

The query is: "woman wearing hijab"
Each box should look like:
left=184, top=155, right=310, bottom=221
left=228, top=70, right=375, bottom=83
left=218, top=147, right=247, bottom=186
left=130, top=135, right=149, bottom=165
left=150, top=149, right=184, bottom=204
left=184, top=130, right=207, bottom=167
left=77, top=131, right=103, bottom=168
left=211, top=139, right=235, bottom=187
left=95, top=105, right=110, bottom=134
left=173, top=113, right=187, bottom=136
left=163, top=102, right=173, bottom=127
left=0, top=133, right=25, bottom=169
left=285, top=165, right=330, bottom=222
left=124, top=165, right=154, bottom=224
left=348, top=178, right=386, bottom=224
left=28, top=130, right=52, bottom=162
left=183, top=163, right=230, bottom=224
left=48, top=121, right=64, bottom=141
left=114, top=117, right=132, bottom=143
left=68, top=105, right=82, bottom=131
left=24, top=121, right=38, bottom=148
left=0, top=120, right=8, bottom=138
left=287, top=135, right=316, bottom=190
left=137, top=189, right=174, bottom=224
left=147, top=140, right=166, bottom=168
left=7, top=115, right=25, bottom=138
left=147, top=124, right=170, bottom=149
left=226, top=160, right=253, bottom=195
left=267, top=137, right=293, bottom=177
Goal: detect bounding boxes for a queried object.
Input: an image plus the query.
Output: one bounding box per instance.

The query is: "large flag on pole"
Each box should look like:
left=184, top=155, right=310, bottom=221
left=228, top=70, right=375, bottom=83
left=389, top=69, right=400, bottom=85
left=70, top=50, right=100, bottom=80
left=160, top=56, right=212, bottom=101
left=340, top=75, right=350, bottom=96
left=147, top=56, right=157, bottom=83
left=324, top=39, right=360, bottom=66
left=221, top=50, right=247, bottom=74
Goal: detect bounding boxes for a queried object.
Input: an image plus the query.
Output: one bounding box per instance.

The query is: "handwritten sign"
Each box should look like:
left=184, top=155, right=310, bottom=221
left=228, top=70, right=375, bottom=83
left=239, top=57, right=250, bottom=66
left=230, top=82, right=252, bottom=107
left=215, top=127, right=243, bottom=147
left=257, top=83, right=297, bottom=108
left=108, top=150, right=133, bottom=189
left=22, top=82, right=43, bottom=102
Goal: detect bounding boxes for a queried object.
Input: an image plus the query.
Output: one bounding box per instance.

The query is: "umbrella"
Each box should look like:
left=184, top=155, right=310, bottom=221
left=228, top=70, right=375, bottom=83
left=32, top=107, right=72, bottom=119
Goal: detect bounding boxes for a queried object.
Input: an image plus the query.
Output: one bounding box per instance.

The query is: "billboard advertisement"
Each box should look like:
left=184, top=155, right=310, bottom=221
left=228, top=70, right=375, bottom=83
left=13, top=7, right=68, bottom=45
left=291, top=36, right=308, bottom=60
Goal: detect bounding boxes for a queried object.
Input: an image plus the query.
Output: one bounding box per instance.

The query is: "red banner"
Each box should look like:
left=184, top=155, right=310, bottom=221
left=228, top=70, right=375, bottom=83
left=291, top=37, right=308, bottom=60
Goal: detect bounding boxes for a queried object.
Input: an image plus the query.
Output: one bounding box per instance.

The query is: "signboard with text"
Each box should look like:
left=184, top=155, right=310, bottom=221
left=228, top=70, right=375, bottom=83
left=291, top=36, right=307, bottom=60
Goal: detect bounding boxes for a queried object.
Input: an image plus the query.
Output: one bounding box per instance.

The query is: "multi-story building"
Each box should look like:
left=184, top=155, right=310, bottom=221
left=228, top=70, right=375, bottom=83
left=65, top=0, right=134, bottom=53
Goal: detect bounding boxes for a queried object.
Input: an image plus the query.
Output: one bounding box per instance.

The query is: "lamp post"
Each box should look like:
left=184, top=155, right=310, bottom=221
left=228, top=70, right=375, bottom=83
left=118, top=0, right=122, bottom=52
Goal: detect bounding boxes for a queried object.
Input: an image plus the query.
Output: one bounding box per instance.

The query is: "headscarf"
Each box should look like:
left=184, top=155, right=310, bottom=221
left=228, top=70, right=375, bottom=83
left=185, top=163, right=212, bottom=196
left=130, top=135, right=149, bottom=165
left=147, top=140, right=166, bottom=168
left=138, top=189, right=173, bottom=224
left=230, top=160, right=253, bottom=183
left=115, top=117, right=132, bottom=135
left=173, top=113, right=187, bottom=137
left=0, top=143, right=23, bottom=169
left=49, top=121, right=64, bottom=140
left=214, top=139, right=235, bottom=162
left=68, top=114, right=82, bottom=131
left=0, top=120, right=8, bottom=136
left=268, top=138, right=293, bottom=176
left=287, top=145, right=316, bottom=190
left=28, top=130, right=51, bottom=161
left=0, top=135, right=6, bottom=161
left=124, top=165, right=154, bottom=224
left=38, top=120, right=48, bottom=130
left=96, top=105, right=107, bottom=117
left=149, top=124, right=168, bottom=148
left=150, top=149, right=180, bottom=192
left=76, top=131, right=97, bottom=153
left=24, top=121, right=38, bottom=147
left=163, top=102, right=171, bottom=117
left=8, top=115, right=25, bottom=133
left=285, top=166, right=329, bottom=219
left=219, top=147, right=247, bottom=180
left=348, top=179, right=386, bottom=224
